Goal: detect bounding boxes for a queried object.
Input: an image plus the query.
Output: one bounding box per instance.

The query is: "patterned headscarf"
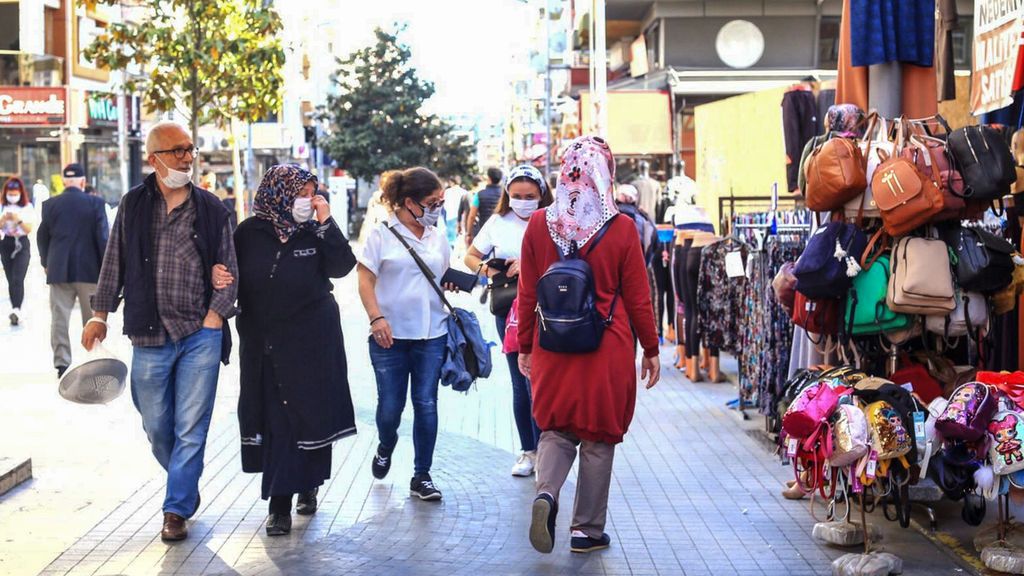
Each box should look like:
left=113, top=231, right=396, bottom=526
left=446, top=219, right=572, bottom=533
left=505, top=164, right=547, bottom=195
left=546, top=136, right=618, bottom=255
left=253, top=164, right=319, bottom=244
left=826, top=104, right=866, bottom=138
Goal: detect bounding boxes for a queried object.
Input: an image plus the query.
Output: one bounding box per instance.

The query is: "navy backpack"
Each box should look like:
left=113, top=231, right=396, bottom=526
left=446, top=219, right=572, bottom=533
left=536, top=215, right=620, bottom=354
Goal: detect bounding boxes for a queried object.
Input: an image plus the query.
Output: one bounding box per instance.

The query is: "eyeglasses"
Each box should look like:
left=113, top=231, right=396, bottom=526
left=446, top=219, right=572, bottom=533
left=153, top=146, right=199, bottom=160
left=417, top=199, right=443, bottom=212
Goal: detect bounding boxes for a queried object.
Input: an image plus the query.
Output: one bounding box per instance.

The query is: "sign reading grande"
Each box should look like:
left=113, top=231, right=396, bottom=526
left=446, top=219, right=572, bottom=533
left=972, top=0, right=1024, bottom=115
left=0, top=87, right=68, bottom=125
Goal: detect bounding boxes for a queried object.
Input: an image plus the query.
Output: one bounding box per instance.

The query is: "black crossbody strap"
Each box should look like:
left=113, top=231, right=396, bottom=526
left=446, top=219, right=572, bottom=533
left=387, top=225, right=455, bottom=315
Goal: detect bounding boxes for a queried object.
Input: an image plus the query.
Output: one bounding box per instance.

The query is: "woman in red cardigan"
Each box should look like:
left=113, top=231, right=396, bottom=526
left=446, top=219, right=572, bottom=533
left=517, top=136, right=661, bottom=554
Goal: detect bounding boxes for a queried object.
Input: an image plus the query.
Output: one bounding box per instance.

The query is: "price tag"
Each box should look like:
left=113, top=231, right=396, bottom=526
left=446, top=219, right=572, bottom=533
left=866, top=451, right=878, bottom=479
left=725, top=251, right=746, bottom=278
left=787, top=437, right=799, bottom=458
left=913, top=411, right=926, bottom=445
left=851, top=472, right=863, bottom=493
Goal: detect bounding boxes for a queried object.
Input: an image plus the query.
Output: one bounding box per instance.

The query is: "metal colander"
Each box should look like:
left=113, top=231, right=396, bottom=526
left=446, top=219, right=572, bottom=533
left=58, top=344, right=128, bottom=405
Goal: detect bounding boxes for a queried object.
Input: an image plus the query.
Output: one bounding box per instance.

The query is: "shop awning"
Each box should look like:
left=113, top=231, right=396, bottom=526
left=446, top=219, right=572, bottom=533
left=667, top=69, right=838, bottom=96
left=579, top=90, right=673, bottom=155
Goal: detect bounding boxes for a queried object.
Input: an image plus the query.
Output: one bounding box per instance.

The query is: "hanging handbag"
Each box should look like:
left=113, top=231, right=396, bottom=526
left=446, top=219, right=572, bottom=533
left=939, top=225, right=1016, bottom=294
left=946, top=125, right=1017, bottom=202
left=887, top=236, right=957, bottom=315
left=925, top=290, right=990, bottom=340
left=993, top=253, right=1024, bottom=315
left=805, top=135, right=869, bottom=212
left=986, top=398, right=1024, bottom=476
left=793, top=220, right=867, bottom=299
left=845, top=253, right=911, bottom=336
left=935, top=382, right=997, bottom=442
left=488, top=271, right=518, bottom=317
left=845, top=114, right=892, bottom=220
left=792, top=292, right=841, bottom=336
left=872, top=145, right=946, bottom=237
left=830, top=401, right=871, bottom=468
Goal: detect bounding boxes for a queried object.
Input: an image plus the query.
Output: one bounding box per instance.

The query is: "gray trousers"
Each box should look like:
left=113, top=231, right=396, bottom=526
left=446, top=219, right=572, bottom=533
left=535, top=430, right=616, bottom=539
left=49, top=282, right=96, bottom=369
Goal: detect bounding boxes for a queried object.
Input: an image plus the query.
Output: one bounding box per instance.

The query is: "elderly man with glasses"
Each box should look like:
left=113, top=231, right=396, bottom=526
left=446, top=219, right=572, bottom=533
left=83, top=120, right=239, bottom=543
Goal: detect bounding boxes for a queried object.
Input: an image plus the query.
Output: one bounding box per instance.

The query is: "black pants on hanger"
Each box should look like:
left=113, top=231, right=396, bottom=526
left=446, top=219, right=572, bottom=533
left=682, top=243, right=719, bottom=359
left=651, top=243, right=674, bottom=337
left=672, top=241, right=690, bottom=347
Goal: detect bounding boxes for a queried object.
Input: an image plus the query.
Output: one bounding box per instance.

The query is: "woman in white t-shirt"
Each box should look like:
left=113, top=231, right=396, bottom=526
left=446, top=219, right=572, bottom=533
left=1, top=177, right=36, bottom=326
left=357, top=166, right=460, bottom=502
left=464, top=165, right=553, bottom=477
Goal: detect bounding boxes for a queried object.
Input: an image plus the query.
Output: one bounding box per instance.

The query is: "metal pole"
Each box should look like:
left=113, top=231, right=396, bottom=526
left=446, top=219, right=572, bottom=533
left=593, top=0, right=608, bottom=137
left=545, top=1, right=552, bottom=176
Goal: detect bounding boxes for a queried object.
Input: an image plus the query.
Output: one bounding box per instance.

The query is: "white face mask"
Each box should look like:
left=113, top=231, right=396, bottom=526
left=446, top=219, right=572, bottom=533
left=292, top=197, right=313, bottom=223
left=412, top=201, right=442, bottom=228
left=6, top=194, right=20, bottom=205
left=155, top=155, right=193, bottom=188
left=509, top=198, right=540, bottom=219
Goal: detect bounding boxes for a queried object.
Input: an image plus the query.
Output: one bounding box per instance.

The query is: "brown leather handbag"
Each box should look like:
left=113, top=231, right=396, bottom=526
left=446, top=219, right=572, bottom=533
left=805, top=136, right=868, bottom=212
left=872, top=149, right=946, bottom=237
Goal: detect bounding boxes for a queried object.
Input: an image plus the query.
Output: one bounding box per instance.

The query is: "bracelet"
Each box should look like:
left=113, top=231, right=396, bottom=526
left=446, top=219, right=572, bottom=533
left=370, top=315, right=386, bottom=326
left=86, top=317, right=107, bottom=328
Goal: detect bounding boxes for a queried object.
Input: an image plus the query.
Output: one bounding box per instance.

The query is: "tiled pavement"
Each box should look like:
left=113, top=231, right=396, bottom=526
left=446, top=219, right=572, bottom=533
left=2, top=252, right=974, bottom=575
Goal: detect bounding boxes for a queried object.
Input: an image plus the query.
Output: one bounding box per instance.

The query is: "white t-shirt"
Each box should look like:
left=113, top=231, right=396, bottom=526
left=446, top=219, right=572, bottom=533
left=0, top=203, right=37, bottom=238
left=359, top=214, right=451, bottom=340
left=443, top=186, right=467, bottom=223
left=471, top=212, right=529, bottom=260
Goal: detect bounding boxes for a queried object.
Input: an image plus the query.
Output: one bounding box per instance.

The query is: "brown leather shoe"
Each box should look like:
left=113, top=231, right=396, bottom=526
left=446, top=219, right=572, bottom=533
left=161, top=512, right=188, bottom=542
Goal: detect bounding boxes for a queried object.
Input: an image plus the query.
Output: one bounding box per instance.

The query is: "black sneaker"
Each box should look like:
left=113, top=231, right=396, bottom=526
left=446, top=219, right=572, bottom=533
left=529, top=493, right=557, bottom=554
left=9, top=312, right=18, bottom=326
left=409, top=473, right=442, bottom=501
left=296, top=487, right=318, bottom=516
left=570, top=532, right=611, bottom=553
left=265, top=512, right=291, bottom=536
left=371, top=445, right=392, bottom=479
left=56, top=366, right=68, bottom=379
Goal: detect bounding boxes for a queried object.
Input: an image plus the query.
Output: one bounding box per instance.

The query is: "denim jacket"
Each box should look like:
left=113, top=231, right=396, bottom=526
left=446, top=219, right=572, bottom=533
left=441, top=308, right=493, bottom=392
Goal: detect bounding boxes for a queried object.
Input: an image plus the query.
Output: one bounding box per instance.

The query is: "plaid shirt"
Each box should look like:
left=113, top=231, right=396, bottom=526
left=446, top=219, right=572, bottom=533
left=92, top=188, right=238, bottom=347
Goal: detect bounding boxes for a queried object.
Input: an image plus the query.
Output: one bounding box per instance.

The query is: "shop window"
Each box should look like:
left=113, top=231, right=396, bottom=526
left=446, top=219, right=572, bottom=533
left=0, top=4, right=18, bottom=52
left=643, top=20, right=661, bottom=70
left=818, top=16, right=840, bottom=70
left=0, top=146, right=17, bottom=177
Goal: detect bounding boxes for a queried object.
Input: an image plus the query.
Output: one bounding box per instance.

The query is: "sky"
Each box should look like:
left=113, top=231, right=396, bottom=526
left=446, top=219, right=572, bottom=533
left=301, top=0, right=536, bottom=125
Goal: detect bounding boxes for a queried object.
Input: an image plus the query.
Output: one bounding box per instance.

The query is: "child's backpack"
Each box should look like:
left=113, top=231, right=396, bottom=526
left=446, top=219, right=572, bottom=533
left=829, top=402, right=870, bottom=468
left=986, top=398, right=1024, bottom=476
left=860, top=400, right=913, bottom=484
left=936, top=382, right=997, bottom=442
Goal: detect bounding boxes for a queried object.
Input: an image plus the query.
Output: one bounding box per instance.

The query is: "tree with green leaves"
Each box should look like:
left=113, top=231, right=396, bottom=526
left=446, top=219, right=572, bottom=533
left=430, top=125, right=477, bottom=187
left=85, top=0, right=285, bottom=167
left=322, top=26, right=476, bottom=184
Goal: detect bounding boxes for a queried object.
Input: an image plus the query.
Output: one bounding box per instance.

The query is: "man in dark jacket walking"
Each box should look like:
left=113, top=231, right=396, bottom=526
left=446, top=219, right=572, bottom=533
left=82, top=120, right=239, bottom=543
left=36, top=163, right=109, bottom=377
left=465, top=167, right=502, bottom=246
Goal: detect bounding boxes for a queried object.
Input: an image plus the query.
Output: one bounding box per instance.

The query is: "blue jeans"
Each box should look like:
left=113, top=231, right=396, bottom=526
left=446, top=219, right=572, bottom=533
left=495, top=313, right=541, bottom=452
left=130, top=327, right=222, bottom=517
left=369, top=336, right=446, bottom=475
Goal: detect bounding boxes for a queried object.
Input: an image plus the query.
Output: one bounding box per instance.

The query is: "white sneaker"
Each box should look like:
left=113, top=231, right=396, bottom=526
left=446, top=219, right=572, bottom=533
left=511, top=451, right=536, bottom=477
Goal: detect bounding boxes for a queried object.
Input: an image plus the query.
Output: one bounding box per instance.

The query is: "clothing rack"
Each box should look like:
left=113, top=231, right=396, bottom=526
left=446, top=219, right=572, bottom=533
left=718, top=194, right=806, bottom=235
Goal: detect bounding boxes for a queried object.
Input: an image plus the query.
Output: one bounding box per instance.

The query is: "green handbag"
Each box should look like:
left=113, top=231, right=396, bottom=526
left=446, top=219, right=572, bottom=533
left=845, top=254, right=911, bottom=336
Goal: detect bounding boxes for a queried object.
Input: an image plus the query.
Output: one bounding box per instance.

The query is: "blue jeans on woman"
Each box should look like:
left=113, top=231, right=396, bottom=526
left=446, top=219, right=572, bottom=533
left=495, top=312, right=541, bottom=452
left=369, top=335, right=446, bottom=475
left=130, top=327, right=222, bottom=518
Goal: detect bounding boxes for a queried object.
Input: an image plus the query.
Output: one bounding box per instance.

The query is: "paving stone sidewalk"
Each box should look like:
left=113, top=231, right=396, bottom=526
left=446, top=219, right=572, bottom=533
left=2, top=269, right=974, bottom=575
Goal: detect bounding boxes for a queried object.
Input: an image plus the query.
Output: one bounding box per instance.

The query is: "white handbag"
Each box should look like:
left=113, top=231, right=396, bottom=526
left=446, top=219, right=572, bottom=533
left=846, top=115, right=892, bottom=220
left=925, top=291, right=989, bottom=339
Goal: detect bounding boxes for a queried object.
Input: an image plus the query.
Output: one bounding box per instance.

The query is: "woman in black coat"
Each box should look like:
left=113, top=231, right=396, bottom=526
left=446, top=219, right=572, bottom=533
left=232, top=164, right=357, bottom=536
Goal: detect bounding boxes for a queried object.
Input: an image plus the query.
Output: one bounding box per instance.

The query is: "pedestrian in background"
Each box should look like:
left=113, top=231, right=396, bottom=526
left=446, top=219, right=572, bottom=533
left=83, top=120, right=238, bottom=543
left=517, top=136, right=660, bottom=555
left=234, top=165, right=358, bottom=536
left=1, top=177, right=35, bottom=326
left=464, top=167, right=503, bottom=246
left=36, top=164, right=108, bottom=377
left=357, top=166, right=458, bottom=502
left=222, top=186, right=238, bottom=230
left=463, top=165, right=552, bottom=477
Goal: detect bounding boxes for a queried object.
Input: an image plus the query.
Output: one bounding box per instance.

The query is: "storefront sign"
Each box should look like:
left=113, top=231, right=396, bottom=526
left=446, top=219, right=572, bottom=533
left=0, top=87, right=67, bottom=125
left=971, top=0, right=1024, bottom=115
left=87, top=92, right=119, bottom=127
